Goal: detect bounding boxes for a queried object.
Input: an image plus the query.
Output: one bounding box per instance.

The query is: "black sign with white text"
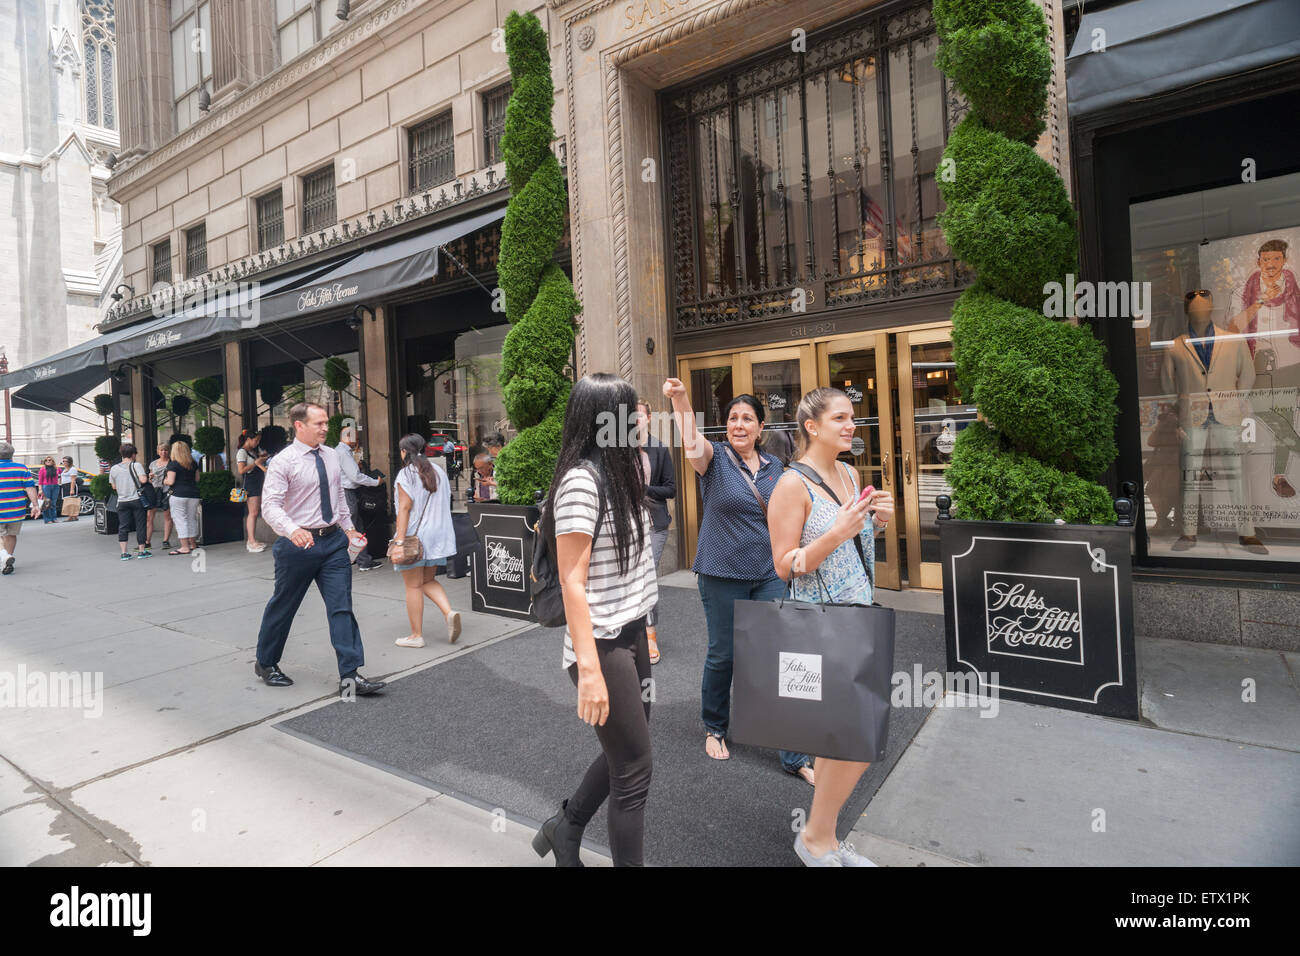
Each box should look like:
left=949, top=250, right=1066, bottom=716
left=942, top=520, right=1139, bottom=719
left=467, top=503, right=538, bottom=620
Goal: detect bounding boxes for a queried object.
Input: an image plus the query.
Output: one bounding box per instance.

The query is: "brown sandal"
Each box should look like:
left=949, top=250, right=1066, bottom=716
left=705, top=733, right=730, bottom=761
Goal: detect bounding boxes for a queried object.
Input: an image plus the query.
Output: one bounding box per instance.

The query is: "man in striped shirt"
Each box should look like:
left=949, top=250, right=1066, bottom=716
left=0, top=441, right=40, bottom=575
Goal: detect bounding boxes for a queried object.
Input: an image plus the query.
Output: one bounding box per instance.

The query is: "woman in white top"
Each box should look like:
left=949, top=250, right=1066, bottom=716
left=391, top=433, right=460, bottom=647
left=235, top=429, right=269, bottom=552
left=530, top=373, right=658, bottom=868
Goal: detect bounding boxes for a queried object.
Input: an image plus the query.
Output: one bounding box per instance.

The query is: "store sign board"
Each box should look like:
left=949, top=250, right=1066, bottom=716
left=468, top=504, right=538, bottom=620
left=941, top=520, right=1138, bottom=720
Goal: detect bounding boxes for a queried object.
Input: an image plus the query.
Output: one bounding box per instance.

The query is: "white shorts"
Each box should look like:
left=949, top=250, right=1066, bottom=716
left=169, top=496, right=200, bottom=539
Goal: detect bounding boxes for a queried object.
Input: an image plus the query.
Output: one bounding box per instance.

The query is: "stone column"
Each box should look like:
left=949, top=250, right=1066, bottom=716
left=130, top=367, right=148, bottom=452
left=211, top=0, right=277, bottom=106
left=223, top=339, right=243, bottom=460
left=117, top=0, right=175, bottom=160
left=361, top=306, right=393, bottom=480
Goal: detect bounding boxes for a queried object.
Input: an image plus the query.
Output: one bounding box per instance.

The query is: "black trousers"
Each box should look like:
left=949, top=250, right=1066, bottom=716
left=117, top=499, right=147, bottom=546
left=565, top=616, right=652, bottom=867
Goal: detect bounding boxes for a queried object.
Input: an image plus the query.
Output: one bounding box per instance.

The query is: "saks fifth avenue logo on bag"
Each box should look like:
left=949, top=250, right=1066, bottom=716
left=484, top=536, right=525, bottom=591
left=778, top=652, right=822, bottom=701
left=297, top=282, right=360, bottom=312
left=983, top=571, right=1084, bottom=665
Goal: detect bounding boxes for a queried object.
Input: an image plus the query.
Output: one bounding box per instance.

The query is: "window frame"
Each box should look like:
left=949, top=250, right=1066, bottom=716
left=300, top=164, right=337, bottom=235
left=407, top=110, right=456, bottom=194
left=151, top=238, right=173, bottom=287
left=481, top=82, right=512, bottom=168
left=170, top=0, right=212, bottom=134
left=255, top=188, right=285, bottom=252
left=184, top=222, right=208, bottom=279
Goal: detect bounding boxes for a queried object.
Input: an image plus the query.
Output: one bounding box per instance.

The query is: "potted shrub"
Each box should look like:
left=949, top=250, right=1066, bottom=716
left=260, top=425, right=288, bottom=456
left=196, top=469, right=243, bottom=545
left=932, top=0, right=1136, bottom=719
left=193, top=425, right=225, bottom=472
left=89, top=472, right=117, bottom=535
left=467, top=10, right=579, bottom=621
left=323, top=356, right=351, bottom=416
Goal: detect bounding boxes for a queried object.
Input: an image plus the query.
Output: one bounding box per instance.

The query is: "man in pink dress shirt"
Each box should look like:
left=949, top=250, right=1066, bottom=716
left=254, top=402, right=386, bottom=698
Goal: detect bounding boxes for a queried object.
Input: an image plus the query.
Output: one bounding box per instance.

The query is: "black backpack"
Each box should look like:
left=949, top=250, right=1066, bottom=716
left=531, top=461, right=605, bottom=628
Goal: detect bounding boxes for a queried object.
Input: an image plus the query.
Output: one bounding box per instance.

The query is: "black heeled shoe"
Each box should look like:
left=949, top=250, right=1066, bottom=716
left=531, top=800, right=585, bottom=867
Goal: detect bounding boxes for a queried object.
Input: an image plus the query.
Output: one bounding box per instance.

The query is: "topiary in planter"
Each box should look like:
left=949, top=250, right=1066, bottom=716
left=493, top=10, right=579, bottom=506
left=167, top=432, right=193, bottom=450
left=326, top=413, right=346, bottom=448
left=94, top=435, right=121, bottom=463
left=192, top=377, right=222, bottom=408
left=89, top=474, right=112, bottom=501
left=197, top=469, right=235, bottom=506
left=171, top=394, right=192, bottom=421
left=93, top=393, right=114, bottom=417
left=934, top=0, right=1118, bottom=523
left=260, top=425, right=288, bottom=455
left=260, top=381, right=283, bottom=414
left=194, top=426, right=225, bottom=471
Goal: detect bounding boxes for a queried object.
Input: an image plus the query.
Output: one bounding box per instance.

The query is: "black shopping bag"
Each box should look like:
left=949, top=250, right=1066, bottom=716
left=731, top=588, right=895, bottom=763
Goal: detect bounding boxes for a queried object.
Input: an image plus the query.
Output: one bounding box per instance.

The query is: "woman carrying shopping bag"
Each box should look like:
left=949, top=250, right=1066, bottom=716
left=767, top=387, right=895, bottom=867
left=60, top=458, right=82, bottom=520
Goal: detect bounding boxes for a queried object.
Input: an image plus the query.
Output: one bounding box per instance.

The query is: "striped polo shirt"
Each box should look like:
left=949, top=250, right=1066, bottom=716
left=553, top=463, right=657, bottom=668
left=0, top=459, right=36, bottom=522
left=691, top=440, right=783, bottom=582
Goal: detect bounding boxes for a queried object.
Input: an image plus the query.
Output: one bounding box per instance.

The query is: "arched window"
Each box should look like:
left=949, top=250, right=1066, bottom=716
left=83, top=0, right=116, bottom=130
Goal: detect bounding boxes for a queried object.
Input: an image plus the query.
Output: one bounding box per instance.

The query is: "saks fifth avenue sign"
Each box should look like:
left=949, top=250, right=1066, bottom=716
left=297, top=282, right=360, bottom=312
left=942, top=522, right=1138, bottom=720
left=145, top=330, right=182, bottom=351
left=622, top=0, right=690, bottom=30
left=32, top=365, right=59, bottom=380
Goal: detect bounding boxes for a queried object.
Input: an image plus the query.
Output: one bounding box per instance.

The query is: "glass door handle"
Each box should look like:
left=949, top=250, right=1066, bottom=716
left=904, top=450, right=912, bottom=484
left=881, top=451, right=890, bottom=483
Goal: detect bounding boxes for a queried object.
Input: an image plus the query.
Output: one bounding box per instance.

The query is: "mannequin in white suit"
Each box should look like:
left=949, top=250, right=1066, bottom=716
left=1160, top=291, right=1267, bottom=554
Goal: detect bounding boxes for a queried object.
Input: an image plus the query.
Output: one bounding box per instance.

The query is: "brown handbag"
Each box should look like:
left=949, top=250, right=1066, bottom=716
left=387, top=475, right=429, bottom=564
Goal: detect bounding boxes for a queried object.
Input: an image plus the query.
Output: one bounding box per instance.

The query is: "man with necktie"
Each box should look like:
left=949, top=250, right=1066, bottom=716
left=255, top=402, right=386, bottom=697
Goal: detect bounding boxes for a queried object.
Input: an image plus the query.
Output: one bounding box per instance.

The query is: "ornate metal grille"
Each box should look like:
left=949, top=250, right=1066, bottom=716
left=662, top=0, right=971, bottom=335
left=256, top=189, right=284, bottom=251
left=301, top=165, right=336, bottom=234
left=151, top=239, right=171, bottom=286
left=184, top=223, right=207, bottom=278
left=409, top=112, right=455, bottom=192
left=482, top=83, right=511, bottom=167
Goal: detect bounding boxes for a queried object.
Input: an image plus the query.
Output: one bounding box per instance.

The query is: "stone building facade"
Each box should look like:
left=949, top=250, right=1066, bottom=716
left=0, top=0, right=122, bottom=462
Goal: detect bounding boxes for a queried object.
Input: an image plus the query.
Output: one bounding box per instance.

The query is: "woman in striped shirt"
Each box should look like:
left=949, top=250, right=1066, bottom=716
left=531, top=373, right=658, bottom=867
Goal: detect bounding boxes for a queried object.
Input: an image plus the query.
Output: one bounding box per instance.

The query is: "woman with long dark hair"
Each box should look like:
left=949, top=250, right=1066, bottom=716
left=236, top=428, right=269, bottom=553
left=37, top=456, right=60, bottom=524
left=391, top=434, right=460, bottom=646
left=662, top=378, right=814, bottom=781
left=532, top=373, right=658, bottom=867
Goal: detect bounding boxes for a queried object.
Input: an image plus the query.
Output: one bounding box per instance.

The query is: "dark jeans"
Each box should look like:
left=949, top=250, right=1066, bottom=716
left=40, top=485, right=59, bottom=522
left=116, top=499, right=148, bottom=546
left=344, top=489, right=372, bottom=568
left=697, top=573, right=811, bottom=774
left=564, top=617, right=652, bottom=867
left=256, top=528, right=365, bottom=678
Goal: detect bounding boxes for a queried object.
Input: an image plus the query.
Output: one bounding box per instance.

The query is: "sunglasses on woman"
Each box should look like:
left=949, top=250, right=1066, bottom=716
left=1184, top=289, right=1212, bottom=300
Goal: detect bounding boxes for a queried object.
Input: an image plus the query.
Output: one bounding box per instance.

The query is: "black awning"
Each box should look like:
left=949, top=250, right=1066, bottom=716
left=1066, top=0, right=1300, bottom=117
left=257, top=205, right=506, bottom=324
left=1, top=338, right=108, bottom=413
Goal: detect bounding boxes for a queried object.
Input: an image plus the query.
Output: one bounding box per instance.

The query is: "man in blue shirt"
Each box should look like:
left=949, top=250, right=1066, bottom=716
left=0, top=441, right=40, bottom=575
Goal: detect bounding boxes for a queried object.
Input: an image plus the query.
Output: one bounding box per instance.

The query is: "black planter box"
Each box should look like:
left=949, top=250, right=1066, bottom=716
left=467, top=502, right=539, bottom=620
left=93, top=500, right=117, bottom=535
left=198, top=502, right=244, bottom=545
left=940, top=519, right=1138, bottom=720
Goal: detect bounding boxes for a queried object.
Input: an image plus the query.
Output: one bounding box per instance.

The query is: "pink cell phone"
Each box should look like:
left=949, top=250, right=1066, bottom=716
left=858, top=484, right=875, bottom=505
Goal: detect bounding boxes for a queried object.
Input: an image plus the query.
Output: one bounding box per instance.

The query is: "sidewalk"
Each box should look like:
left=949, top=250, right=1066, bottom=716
left=2, top=520, right=1297, bottom=866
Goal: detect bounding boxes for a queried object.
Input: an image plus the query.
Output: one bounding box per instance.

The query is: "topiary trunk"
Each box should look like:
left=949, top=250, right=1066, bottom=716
left=493, top=10, right=579, bottom=505
left=934, top=0, right=1118, bottom=524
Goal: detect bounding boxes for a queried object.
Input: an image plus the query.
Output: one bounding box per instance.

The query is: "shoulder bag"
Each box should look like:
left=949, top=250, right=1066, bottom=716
left=387, top=471, right=430, bottom=565
left=722, top=444, right=769, bottom=515
left=129, top=462, right=159, bottom=510
left=787, top=460, right=874, bottom=589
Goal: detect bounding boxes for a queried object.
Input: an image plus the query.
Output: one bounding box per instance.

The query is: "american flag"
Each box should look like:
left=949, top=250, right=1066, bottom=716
left=859, top=188, right=916, bottom=261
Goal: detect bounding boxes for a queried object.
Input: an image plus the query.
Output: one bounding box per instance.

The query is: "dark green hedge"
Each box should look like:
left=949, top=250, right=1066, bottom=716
left=193, top=425, right=225, bottom=458
left=94, top=435, right=121, bottom=462
left=934, top=0, right=1119, bottom=523
left=90, top=474, right=112, bottom=501
left=197, top=470, right=235, bottom=506
left=494, top=11, right=579, bottom=505
left=93, top=393, right=114, bottom=417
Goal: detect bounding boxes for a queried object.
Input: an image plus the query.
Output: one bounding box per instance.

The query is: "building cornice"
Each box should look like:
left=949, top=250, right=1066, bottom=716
left=108, top=0, right=433, bottom=196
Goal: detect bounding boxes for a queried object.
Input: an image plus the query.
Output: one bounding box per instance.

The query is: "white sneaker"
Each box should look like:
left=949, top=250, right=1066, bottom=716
left=794, top=833, right=843, bottom=867
left=246, top=541, right=267, bottom=553
left=834, top=841, right=877, bottom=867
left=395, top=635, right=425, bottom=648
left=446, top=610, right=462, bottom=644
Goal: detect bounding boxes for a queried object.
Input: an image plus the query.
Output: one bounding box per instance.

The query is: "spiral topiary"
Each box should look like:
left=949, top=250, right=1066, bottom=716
left=934, top=0, right=1118, bottom=524
left=493, top=10, right=579, bottom=505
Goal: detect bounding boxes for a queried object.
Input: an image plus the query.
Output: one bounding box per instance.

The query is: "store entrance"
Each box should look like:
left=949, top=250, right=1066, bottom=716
left=677, top=323, right=975, bottom=589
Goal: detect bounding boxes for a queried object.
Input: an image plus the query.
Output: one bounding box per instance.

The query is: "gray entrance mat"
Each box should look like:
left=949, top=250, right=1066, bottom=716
left=279, top=588, right=945, bottom=866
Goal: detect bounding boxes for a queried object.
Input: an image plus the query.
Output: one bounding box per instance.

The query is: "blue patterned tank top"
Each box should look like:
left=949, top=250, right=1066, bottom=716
left=788, top=461, right=876, bottom=606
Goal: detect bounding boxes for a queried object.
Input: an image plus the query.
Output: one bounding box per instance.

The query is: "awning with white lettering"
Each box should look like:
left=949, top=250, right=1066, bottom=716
left=256, top=205, right=507, bottom=323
